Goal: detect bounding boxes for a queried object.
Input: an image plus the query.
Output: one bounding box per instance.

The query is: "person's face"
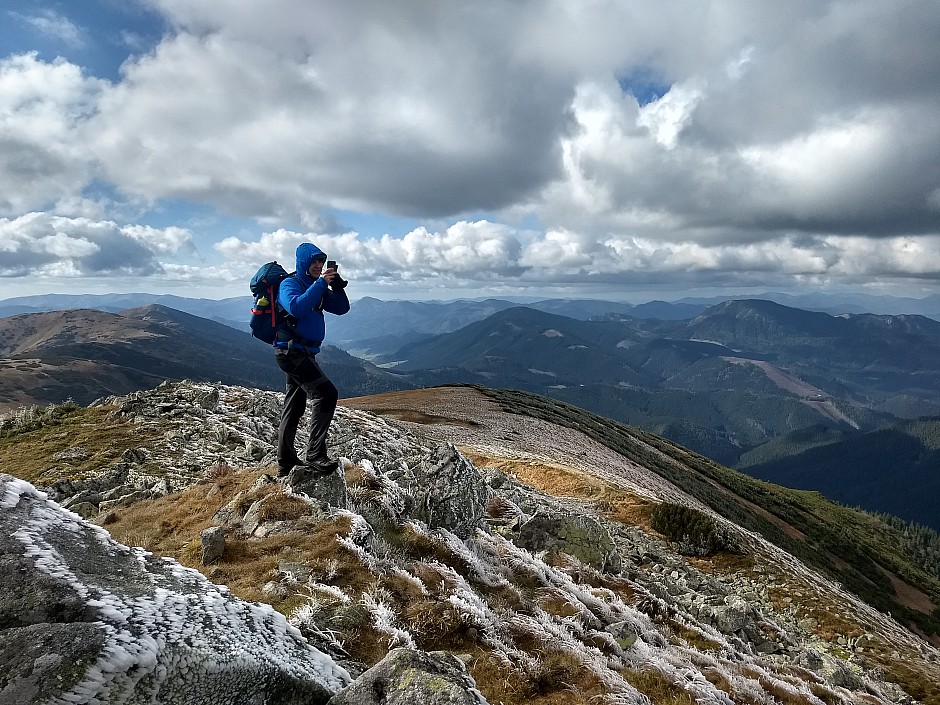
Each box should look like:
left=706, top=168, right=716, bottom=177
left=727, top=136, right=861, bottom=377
left=308, top=257, right=325, bottom=277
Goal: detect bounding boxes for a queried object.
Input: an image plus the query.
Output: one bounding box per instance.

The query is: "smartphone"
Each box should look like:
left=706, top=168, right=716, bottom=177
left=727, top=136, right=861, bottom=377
left=326, top=260, right=337, bottom=270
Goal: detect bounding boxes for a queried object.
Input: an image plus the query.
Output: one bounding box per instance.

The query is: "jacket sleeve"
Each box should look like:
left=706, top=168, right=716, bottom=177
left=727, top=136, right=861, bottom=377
left=323, top=286, right=350, bottom=316
left=280, top=277, right=329, bottom=318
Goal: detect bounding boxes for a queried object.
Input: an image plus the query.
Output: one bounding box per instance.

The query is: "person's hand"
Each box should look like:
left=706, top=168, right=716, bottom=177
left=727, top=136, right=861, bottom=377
left=321, top=267, right=337, bottom=284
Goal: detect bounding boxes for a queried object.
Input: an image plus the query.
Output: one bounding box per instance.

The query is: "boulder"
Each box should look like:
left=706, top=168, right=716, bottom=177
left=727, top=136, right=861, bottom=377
left=200, top=526, right=226, bottom=565
left=516, top=510, right=618, bottom=572
left=393, top=444, right=488, bottom=540
left=0, top=474, right=351, bottom=705
left=288, top=464, right=348, bottom=510
left=327, top=648, right=490, bottom=705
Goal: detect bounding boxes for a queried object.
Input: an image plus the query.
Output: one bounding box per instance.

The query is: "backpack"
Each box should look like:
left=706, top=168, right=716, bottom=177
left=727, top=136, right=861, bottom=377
left=249, top=261, right=294, bottom=344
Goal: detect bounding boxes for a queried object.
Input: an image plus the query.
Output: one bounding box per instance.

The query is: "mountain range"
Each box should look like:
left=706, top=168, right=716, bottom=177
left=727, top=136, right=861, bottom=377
left=0, top=305, right=412, bottom=413
left=3, top=295, right=939, bottom=532
left=5, top=289, right=940, bottom=350
left=385, top=299, right=940, bottom=441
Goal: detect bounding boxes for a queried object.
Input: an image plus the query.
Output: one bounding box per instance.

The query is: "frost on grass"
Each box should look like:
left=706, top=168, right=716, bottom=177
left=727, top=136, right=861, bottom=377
left=0, top=473, right=351, bottom=705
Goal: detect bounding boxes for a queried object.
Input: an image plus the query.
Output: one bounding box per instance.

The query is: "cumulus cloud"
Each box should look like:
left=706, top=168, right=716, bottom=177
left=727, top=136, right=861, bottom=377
left=0, top=53, right=104, bottom=216
left=2, top=0, right=940, bottom=297
left=212, top=222, right=940, bottom=295
left=89, top=1, right=572, bottom=222
left=0, top=213, right=194, bottom=277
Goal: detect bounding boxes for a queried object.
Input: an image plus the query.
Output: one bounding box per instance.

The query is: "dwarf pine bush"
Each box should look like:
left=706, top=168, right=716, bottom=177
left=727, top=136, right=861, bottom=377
left=0, top=399, right=81, bottom=437
left=650, top=503, right=738, bottom=557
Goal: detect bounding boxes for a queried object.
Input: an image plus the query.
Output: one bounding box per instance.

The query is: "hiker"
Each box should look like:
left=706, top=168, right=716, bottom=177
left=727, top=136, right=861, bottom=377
left=274, top=242, right=350, bottom=477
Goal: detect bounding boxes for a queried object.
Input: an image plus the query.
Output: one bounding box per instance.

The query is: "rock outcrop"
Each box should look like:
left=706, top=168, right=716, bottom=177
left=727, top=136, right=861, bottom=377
left=0, top=473, right=351, bottom=705
left=4, top=380, right=940, bottom=705
left=327, top=648, right=489, bottom=705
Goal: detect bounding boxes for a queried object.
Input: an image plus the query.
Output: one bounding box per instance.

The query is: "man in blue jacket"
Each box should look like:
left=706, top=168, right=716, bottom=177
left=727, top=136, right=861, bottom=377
left=274, top=242, right=350, bottom=477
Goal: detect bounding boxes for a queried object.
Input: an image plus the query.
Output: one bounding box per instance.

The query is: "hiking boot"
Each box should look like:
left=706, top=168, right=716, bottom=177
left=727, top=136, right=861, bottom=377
left=304, top=458, right=340, bottom=475
left=278, top=454, right=302, bottom=478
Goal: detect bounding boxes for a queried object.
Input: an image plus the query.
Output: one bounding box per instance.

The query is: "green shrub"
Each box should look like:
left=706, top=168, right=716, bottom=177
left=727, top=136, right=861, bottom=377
left=649, top=502, right=737, bottom=556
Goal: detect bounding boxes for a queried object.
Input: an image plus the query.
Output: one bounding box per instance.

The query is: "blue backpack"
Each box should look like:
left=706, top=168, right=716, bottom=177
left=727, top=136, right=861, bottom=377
left=249, top=261, right=294, bottom=344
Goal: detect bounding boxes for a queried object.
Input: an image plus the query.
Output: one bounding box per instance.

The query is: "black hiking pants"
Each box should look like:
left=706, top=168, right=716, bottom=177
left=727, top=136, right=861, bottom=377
left=274, top=348, right=338, bottom=474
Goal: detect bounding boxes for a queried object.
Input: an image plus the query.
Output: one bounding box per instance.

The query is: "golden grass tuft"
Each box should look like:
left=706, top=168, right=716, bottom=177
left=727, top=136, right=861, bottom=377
left=460, top=450, right=607, bottom=502
left=665, top=619, right=723, bottom=652
left=255, top=493, right=313, bottom=523
left=0, top=406, right=164, bottom=485
left=739, top=665, right=818, bottom=705
left=536, top=587, right=582, bottom=618
left=467, top=648, right=608, bottom=705
left=402, top=599, right=478, bottom=651
left=620, top=667, right=697, bottom=705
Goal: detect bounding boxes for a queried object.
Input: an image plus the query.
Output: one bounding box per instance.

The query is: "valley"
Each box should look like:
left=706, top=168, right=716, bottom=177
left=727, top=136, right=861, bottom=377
left=3, top=293, right=940, bottom=532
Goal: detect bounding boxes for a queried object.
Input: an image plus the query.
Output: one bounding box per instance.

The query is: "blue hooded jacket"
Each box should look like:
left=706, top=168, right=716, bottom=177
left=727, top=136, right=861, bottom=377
left=275, top=243, right=350, bottom=352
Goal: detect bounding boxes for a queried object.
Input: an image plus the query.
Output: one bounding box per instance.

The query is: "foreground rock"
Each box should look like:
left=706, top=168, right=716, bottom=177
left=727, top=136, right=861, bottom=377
left=328, top=648, right=489, bottom=705
left=0, top=474, right=351, bottom=705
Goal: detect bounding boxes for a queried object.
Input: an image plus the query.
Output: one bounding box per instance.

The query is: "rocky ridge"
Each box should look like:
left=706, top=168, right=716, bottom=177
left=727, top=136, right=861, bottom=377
left=2, top=380, right=939, bottom=704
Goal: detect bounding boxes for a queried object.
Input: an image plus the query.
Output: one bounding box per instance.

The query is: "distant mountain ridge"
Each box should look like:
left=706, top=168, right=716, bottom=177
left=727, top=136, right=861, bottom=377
left=0, top=292, right=251, bottom=329
left=738, top=418, right=940, bottom=530
left=380, top=299, right=940, bottom=531
left=5, top=290, right=940, bottom=356
left=5, top=296, right=940, bottom=533
left=0, top=305, right=412, bottom=412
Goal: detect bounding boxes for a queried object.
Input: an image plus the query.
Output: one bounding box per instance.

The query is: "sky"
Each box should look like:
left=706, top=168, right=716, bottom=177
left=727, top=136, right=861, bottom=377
left=2, top=0, right=940, bottom=303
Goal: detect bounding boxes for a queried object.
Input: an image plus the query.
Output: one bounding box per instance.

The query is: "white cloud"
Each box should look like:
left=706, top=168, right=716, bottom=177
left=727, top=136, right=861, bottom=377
left=124, top=225, right=196, bottom=256
left=0, top=213, right=185, bottom=277
left=11, top=10, right=86, bottom=47
left=0, top=53, right=104, bottom=216
left=210, top=222, right=940, bottom=294
left=636, top=81, right=705, bottom=150
left=3, top=0, right=940, bottom=299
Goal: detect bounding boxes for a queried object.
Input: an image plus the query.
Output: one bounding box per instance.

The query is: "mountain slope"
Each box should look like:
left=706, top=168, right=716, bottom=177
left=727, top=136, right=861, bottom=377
left=390, top=299, right=940, bottom=460
left=0, top=292, right=250, bottom=328
left=348, top=385, right=940, bottom=640
left=0, top=306, right=412, bottom=412
left=392, top=306, right=651, bottom=385
left=4, top=380, right=939, bottom=704
left=738, top=419, right=940, bottom=531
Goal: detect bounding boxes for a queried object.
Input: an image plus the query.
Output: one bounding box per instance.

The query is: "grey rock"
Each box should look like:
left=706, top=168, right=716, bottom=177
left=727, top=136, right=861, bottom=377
left=200, top=526, right=226, bottom=565
left=121, top=447, right=150, bottom=464
left=0, top=623, right=106, bottom=704
left=0, top=474, right=351, bottom=705
left=399, top=444, right=488, bottom=540
left=327, top=648, right=489, bottom=705
left=196, top=387, right=220, bottom=411
left=279, top=561, right=315, bottom=584
left=98, top=489, right=152, bottom=513
left=52, top=447, right=89, bottom=462
left=516, top=510, right=617, bottom=571
left=288, top=464, right=348, bottom=510
left=68, top=501, right=99, bottom=519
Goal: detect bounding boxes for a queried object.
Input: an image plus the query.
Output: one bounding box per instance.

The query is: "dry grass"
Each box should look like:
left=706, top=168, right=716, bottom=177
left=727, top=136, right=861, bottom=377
left=686, top=552, right=756, bottom=574
left=467, top=649, right=609, bottom=705
left=880, top=661, right=940, bottom=704
left=105, top=471, right=372, bottom=609
left=107, top=469, right=250, bottom=554
left=594, top=490, right=657, bottom=529
left=460, top=450, right=607, bottom=501
left=739, top=665, right=818, bottom=705
left=665, top=619, right=723, bottom=652
left=0, top=406, right=164, bottom=484
left=620, top=667, right=697, bottom=705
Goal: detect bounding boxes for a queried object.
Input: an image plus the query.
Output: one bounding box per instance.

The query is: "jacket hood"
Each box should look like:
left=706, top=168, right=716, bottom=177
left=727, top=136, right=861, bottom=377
left=295, top=243, right=326, bottom=280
